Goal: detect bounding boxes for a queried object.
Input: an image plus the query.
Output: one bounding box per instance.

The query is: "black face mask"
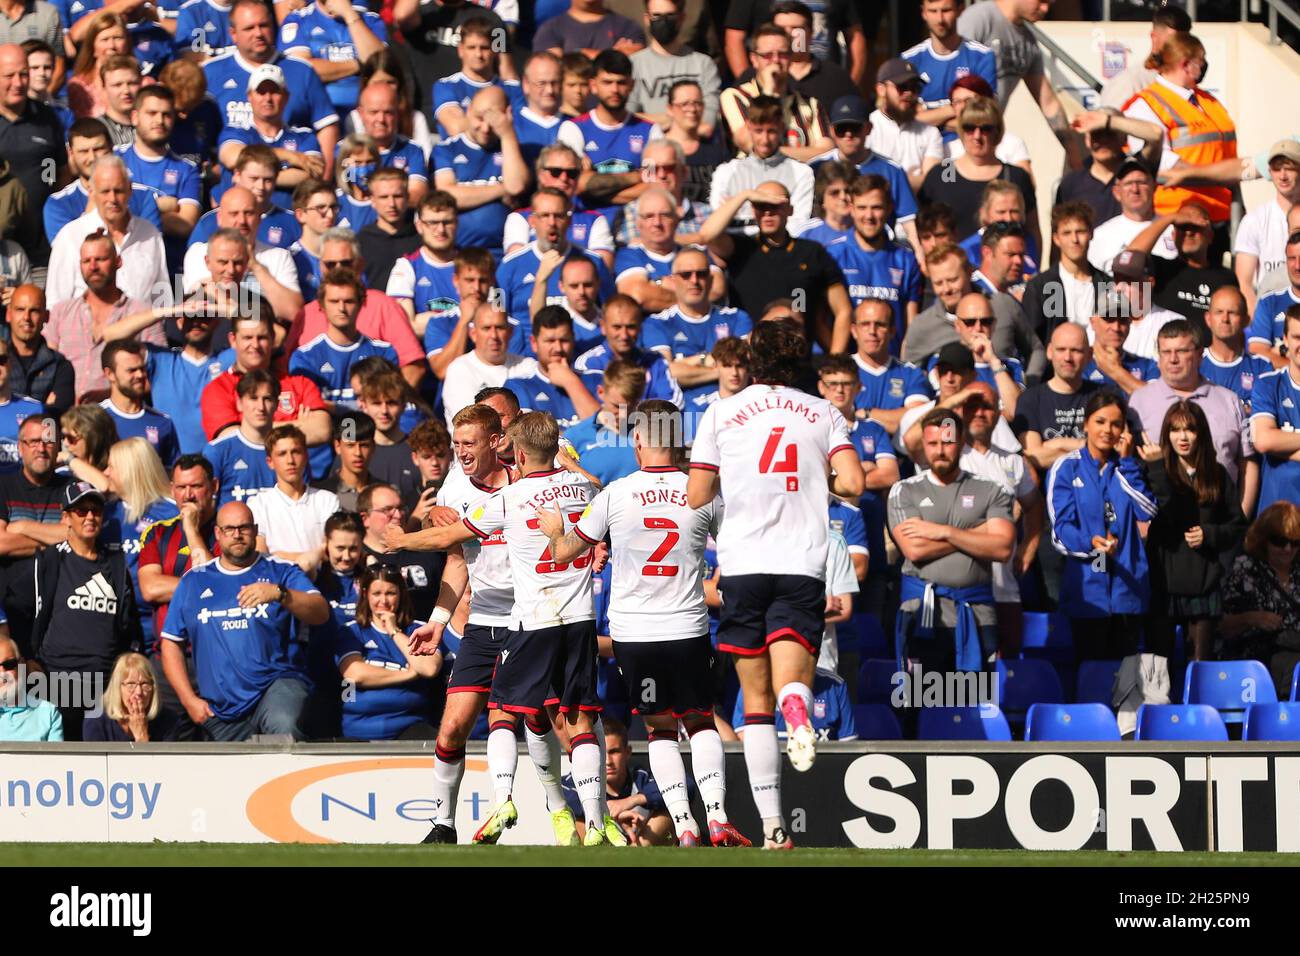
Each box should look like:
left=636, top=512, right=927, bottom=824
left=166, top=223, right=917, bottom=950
left=649, top=16, right=678, bottom=46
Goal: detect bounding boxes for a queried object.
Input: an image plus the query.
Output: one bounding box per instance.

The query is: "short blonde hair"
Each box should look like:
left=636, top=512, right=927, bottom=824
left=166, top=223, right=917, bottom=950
left=103, top=653, right=161, bottom=722
left=506, top=411, right=559, bottom=463
left=958, top=95, right=1004, bottom=143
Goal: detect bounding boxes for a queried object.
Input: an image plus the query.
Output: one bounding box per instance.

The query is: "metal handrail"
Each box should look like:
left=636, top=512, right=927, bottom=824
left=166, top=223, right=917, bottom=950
left=1261, top=0, right=1300, bottom=43
left=1025, top=21, right=1103, bottom=91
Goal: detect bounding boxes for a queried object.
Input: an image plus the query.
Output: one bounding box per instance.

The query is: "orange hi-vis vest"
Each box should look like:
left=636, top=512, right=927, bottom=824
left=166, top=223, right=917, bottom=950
left=1129, top=82, right=1237, bottom=221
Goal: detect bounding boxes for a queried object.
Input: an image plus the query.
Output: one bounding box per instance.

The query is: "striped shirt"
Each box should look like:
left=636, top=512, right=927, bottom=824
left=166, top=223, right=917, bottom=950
left=719, top=80, right=829, bottom=155
left=138, top=514, right=219, bottom=644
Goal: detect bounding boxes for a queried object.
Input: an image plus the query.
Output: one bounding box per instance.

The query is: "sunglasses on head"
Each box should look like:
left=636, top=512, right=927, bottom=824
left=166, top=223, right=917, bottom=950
left=1270, top=535, right=1300, bottom=549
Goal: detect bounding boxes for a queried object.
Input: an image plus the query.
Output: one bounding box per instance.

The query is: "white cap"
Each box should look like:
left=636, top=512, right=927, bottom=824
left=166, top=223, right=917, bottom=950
left=246, top=63, right=287, bottom=94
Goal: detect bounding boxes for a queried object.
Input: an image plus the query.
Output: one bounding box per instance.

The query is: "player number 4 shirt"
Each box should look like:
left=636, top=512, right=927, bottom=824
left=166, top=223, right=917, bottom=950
left=690, top=384, right=853, bottom=580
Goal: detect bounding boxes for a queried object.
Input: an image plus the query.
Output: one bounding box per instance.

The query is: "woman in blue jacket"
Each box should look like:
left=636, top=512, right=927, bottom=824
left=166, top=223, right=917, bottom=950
left=334, top=565, right=445, bottom=740
left=1046, top=390, right=1158, bottom=661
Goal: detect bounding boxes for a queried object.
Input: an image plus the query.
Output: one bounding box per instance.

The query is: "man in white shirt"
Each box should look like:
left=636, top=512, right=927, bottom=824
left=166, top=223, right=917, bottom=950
left=709, top=95, right=814, bottom=235
left=1087, top=156, right=1177, bottom=274
left=867, top=58, right=942, bottom=195
left=249, top=423, right=340, bottom=575
left=182, top=188, right=303, bottom=325
left=1233, top=141, right=1300, bottom=314
left=441, top=302, right=536, bottom=427
left=46, top=155, right=172, bottom=309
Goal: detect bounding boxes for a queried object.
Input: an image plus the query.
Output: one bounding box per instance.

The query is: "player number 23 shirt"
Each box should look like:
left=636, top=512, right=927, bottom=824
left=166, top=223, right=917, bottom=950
left=690, top=384, right=853, bottom=580
left=464, top=468, right=597, bottom=630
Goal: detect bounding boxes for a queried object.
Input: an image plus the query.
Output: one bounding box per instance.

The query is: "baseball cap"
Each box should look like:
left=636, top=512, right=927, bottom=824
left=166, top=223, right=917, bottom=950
left=829, top=95, right=870, bottom=128
left=247, top=63, right=287, bottom=94
left=1114, top=155, right=1155, bottom=180
left=1111, top=249, right=1151, bottom=281
left=935, top=342, right=976, bottom=373
left=1268, top=139, right=1300, bottom=166
left=877, top=57, right=921, bottom=87
left=63, top=481, right=105, bottom=511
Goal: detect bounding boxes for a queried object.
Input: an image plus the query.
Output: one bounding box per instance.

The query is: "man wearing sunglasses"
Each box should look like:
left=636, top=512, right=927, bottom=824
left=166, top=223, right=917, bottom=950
left=811, top=94, right=920, bottom=254
left=504, top=144, right=615, bottom=267
left=1125, top=199, right=1235, bottom=340
left=1084, top=309, right=1156, bottom=398
left=926, top=292, right=1023, bottom=424
left=161, top=500, right=330, bottom=741
left=32, top=482, right=142, bottom=741
left=718, top=24, right=828, bottom=164
left=1251, top=304, right=1300, bottom=513
left=1247, top=230, right=1300, bottom=370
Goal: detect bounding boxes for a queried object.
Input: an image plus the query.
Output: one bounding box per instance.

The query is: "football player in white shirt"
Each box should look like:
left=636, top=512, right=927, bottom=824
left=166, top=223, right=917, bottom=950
left=401, top=411, right=624, bottom=846
left=686, top=322, right=865, bottom=849
left=388, top=402, right=580, bottom=846
left=536, top=400, right=750, bottom=848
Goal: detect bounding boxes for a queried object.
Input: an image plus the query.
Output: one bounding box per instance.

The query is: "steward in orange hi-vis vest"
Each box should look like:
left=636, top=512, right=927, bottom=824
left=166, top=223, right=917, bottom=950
left=1126, top=82, right=1237, bottom=222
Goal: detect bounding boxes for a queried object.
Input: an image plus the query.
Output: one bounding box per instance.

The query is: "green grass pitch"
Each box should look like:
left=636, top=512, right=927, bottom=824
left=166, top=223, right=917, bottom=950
left=0, top=844, right=1295, bottom=866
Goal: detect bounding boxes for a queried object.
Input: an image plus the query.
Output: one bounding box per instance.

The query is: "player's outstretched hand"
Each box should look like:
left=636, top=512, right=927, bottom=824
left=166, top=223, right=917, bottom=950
left=535, top=503, right=565, bottom=540
left=407, top=620, right=445, bottom=656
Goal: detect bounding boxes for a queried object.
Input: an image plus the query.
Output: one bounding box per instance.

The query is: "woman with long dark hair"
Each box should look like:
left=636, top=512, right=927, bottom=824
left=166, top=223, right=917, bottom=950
left=334, top=565, right=445, bottom=740
left=1046, top=389, right=1158, bottom=661
left=1138, top=400, right=1246, bottom=661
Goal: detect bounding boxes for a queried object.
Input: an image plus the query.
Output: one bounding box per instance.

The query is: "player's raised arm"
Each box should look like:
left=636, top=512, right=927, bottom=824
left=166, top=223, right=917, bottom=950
left=384, top=520, right=476, bottom=553
left=535, top=503, right=594, bottom=565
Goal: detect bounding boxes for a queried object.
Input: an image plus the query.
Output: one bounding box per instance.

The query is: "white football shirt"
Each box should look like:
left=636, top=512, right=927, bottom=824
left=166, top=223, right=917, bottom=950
left=575, top=465, right=721, bottom=643
left=464, top=467, right=597, bottom=630
left=690, top=384, right=853, bottom=579
left=438, top=465, right=515, bottom=627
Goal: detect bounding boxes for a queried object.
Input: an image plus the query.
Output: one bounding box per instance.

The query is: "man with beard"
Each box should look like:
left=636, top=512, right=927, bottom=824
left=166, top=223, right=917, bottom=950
left=558, top=49, right=662, bottom=226
left=868, top=58, right=943, bottom=196
left=498, top=187, right=614, bottom=332
left=118, top=85, right=202, bottom=252
left=888, top=407, right=1014, bottom=676
left=98, top=340, right=180, bottom=469
left=433, top=86, right=529, bottom=257
left=161, top=500, right=330, bottom=741
left=45, top=230, right=164, bottom=400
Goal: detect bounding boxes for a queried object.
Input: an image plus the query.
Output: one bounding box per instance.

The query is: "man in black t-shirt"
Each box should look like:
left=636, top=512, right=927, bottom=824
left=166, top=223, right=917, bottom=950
left=1125, top=201, right=1237, bottom=344
left=359, top=482, right=447, bottom=622
left=702, top=180, right=852, bottom=352
left=1012, top=323, right=1100, bottom=475
left=0, top=414, right=72, bottom=655
left=358, top=169, right=422, bottom=292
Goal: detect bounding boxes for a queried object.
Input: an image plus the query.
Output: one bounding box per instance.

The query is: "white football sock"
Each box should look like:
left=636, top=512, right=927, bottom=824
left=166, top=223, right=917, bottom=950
left=591, top=715, right=611, bottom=818
left=648, top=733, right=697, bottom=838
left=486, top=723, right=518, bottom=806
left=431, top=743, right=465, bottom=827
left=742, top=718, right=783, bottom=830
left=688, top=726, right=728, bottom=825
left=569, top=733, right=603, bottom=827
left=524, top=722, right=568, bottom=814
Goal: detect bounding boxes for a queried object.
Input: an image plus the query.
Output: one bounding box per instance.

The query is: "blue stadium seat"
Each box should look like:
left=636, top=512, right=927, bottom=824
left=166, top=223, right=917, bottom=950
left=852, top=704, right=902, bottom=740
left=917, top=705, right=1012, bottom=741
left=997, top=658, right=1064, bottom=719
left=858, top=658, right=900, bottom=706
left=1183, top=660, right=1277, bottom=724
left=854, top=613, right=889, bottom=658
left=1020, top=611, right=1072, bottom=660
left=1291, top=662, right=1300, bottom=703
left=1024, top=703, right=1121, bottom=741
left=1134, top=704, right=1228, bottom=741
left=1075, top=660, right=1123, bottom=705
left=1244, top=703, right=1300, bottom=741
